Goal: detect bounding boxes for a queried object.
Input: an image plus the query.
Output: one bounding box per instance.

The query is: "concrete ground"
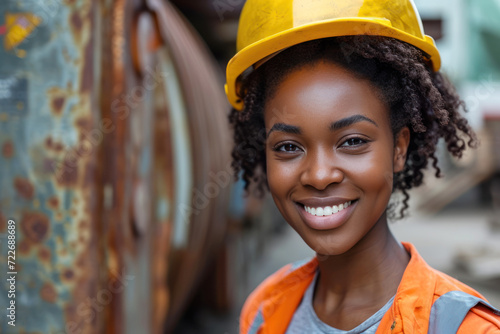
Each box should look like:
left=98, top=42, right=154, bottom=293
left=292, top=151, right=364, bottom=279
left=174, top=207, right=500, bottom=333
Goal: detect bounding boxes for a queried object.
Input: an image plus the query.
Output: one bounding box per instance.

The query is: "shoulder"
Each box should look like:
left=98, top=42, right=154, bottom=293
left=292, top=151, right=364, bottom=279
left=432, top=269, right=486, bottom=298
left=433, top=268, right=500, bottom=332
left=240, top=257, right=317, bottom=334
left=398, top=243, right=500, bottom=332
left=429, top=272, right=500, bottom=333
left=458, top=304, right=500, bottom=333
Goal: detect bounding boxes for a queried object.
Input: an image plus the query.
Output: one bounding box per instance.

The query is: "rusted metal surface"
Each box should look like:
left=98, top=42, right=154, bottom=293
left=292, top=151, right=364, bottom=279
left=1, top=0, right=233, bottom=332
left=101, top=0, right=232, bottom=331
left=0, top=0, right=103, bottom=333
left=146, top=0, right=233, bottom=330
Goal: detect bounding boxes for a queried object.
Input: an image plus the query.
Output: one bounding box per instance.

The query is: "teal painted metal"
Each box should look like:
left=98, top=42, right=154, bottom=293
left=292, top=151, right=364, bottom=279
left=0, top=0, right=102, bottom=332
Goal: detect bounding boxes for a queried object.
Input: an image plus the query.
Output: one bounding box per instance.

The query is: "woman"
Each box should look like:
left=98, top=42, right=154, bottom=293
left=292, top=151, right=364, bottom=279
left=225, top=0, right=500, bottom=333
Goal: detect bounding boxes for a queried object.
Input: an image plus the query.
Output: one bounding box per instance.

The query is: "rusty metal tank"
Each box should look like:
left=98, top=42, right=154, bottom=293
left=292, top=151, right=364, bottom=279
left=0, top=0, right=233, bottom=333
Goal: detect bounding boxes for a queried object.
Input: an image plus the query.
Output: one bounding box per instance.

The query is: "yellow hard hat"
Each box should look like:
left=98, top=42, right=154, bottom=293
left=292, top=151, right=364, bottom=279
left=225, top=0, right=441, bottom=110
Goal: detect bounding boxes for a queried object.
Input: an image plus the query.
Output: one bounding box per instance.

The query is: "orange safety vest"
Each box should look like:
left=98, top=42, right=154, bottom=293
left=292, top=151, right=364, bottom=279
left=240, top=242, right=500, bottom=333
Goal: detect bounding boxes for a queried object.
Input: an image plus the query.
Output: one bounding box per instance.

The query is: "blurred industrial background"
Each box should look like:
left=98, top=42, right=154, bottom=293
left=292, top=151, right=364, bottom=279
left=0, top=0, right=499, bottom=333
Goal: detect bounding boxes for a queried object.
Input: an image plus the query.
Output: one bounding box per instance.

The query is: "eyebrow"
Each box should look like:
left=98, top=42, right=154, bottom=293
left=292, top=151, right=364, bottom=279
left=330, top=114, right=378, bottom=130
left=267, top=123, right=301, bottom=138
left=267, top=114, right=378, bottom=137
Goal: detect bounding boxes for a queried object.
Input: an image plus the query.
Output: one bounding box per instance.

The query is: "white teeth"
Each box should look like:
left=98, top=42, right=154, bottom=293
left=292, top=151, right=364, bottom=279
left=304, top=201, right=352, bottom=217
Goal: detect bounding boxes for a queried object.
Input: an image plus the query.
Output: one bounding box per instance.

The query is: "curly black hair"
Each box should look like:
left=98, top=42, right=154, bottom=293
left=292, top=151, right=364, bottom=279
left=228, top=36, right=477, bottom=218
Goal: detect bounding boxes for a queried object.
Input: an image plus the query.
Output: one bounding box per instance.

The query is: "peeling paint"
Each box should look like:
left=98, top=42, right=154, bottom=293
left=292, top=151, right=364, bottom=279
left=47, top=196, right=59, bottom=209
left=21, top=212, right=50, bottom=243
left=40, top=282, right=58, bottom=303
left=0, top=212, right=6, bottom=233
left=37, top=246, right=51, bottom=263
left=2, top=140, right=14, bottom=158
left=61, top=268, right=75, bottom=282
left=13, top=177, right=35, bottom=199
left=18, top=239, right=31, bottom=255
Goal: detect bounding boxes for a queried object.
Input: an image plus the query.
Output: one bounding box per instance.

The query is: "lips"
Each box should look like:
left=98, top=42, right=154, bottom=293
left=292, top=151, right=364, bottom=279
left=295, top=198, right=358, bottom=231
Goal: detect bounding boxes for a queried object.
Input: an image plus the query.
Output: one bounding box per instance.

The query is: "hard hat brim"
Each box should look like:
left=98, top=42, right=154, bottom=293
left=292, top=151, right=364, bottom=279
left=225, top=17, right=441, bottom=110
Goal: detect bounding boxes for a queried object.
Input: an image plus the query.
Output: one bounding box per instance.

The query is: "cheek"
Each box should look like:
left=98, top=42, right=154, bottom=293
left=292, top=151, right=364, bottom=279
left=266, top=154, right=301, bottom=220
left=346, top=152, right=394, bottom=195
left=266, top=157, right=293, bottom=195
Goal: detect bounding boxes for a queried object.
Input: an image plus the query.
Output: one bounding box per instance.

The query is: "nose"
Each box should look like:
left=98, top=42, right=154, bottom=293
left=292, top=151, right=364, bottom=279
left=300, top=150, right=344, bottom=190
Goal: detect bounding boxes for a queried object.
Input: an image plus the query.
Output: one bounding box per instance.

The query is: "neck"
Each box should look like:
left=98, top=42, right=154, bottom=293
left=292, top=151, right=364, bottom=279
left=314, top=213, right=410, bottom=306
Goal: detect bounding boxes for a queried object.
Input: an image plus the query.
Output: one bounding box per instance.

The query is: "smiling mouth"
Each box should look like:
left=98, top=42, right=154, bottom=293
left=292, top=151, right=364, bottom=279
left=302, top=201, right=353, bottom=217
left=295, top=199, right=358, bottom=230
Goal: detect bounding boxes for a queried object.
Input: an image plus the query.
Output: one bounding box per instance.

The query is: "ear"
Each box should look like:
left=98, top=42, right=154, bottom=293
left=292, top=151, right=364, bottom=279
left=393, top=127, right=410, bottom=173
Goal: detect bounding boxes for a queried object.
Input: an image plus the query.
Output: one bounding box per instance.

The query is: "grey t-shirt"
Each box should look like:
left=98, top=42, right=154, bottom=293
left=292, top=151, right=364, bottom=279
left=286, top=272, right=395, bottom=334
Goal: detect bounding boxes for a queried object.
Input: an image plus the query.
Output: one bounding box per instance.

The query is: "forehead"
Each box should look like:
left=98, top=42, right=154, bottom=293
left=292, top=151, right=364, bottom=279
left=264, top=61, right=390, bottom=127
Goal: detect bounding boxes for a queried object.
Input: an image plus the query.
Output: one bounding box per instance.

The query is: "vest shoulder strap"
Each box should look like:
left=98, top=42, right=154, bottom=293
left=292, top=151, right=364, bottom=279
left=428, top=290, right=500, bottom=334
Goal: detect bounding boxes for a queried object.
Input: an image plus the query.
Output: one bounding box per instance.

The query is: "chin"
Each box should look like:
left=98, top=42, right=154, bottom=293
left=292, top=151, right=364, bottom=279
left=315, top=246, right=353, bottom=258
left=301, top=232, right=358, bottom=258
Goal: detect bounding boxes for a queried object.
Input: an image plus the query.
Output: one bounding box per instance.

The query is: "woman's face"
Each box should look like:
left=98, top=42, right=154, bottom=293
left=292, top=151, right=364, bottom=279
left=264, top=61, right=409, bottom=256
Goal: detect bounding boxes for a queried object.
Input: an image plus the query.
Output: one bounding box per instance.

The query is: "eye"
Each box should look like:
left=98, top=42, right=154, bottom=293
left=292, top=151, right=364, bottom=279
left=341, top=137, right=367, bottom=147
left=273, top=143, right=301, bottom=153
